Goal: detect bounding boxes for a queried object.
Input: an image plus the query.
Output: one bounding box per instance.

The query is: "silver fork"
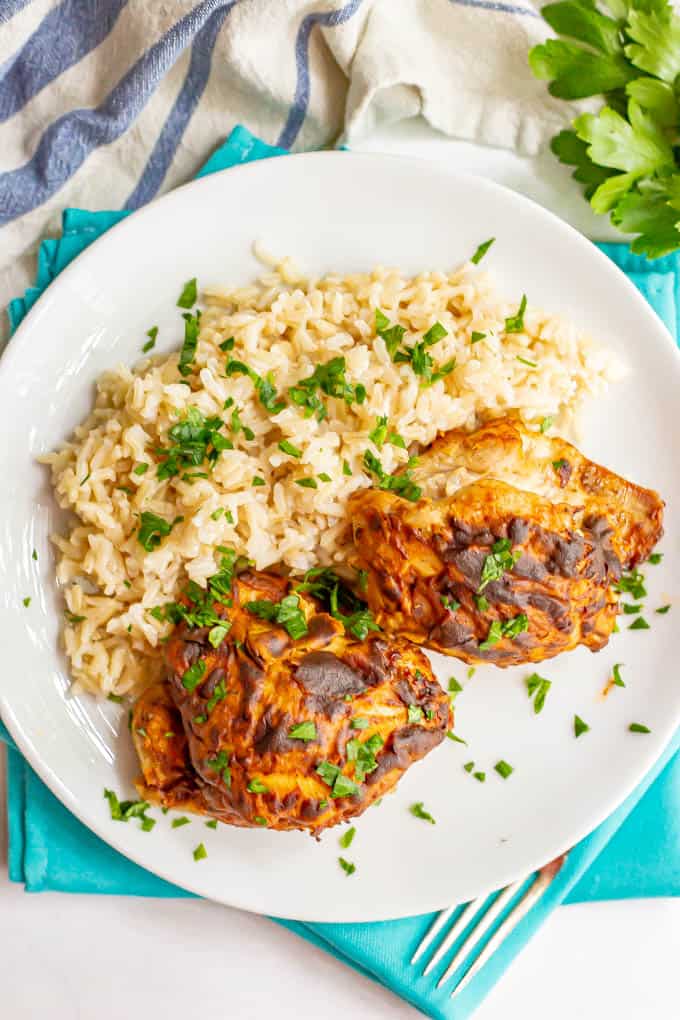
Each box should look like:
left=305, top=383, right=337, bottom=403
left=410, top=854, right=567, bottom=997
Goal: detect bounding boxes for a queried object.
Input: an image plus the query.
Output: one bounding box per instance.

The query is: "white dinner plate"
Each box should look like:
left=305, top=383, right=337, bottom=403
left=0, top=153, right=678, bottom=922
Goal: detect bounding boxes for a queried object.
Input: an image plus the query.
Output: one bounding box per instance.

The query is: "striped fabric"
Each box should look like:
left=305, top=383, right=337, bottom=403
left=0, top=0, right=578, bottom=336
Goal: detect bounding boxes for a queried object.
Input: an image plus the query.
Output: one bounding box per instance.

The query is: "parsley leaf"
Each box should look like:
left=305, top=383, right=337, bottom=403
left=288, top=356, right=365, bottom=420
left=526, top=672, right=551, bottom=714
left=479, top=538, right=520, bottom=591
left=470, top=238, right=495, bottom=264
left=339, top=826, right=356, bottom=849
left=245, top=594, right=308, bottom=640
left=177, top=277, right=197, bottom=308
left=574, top=714, right=590, bottom=738
left=288, top=721, right=317, bottom=741
left=363, top=450, right=422, bottom=502
left=137, top=511, right=180, bottom=552
left=339, top=857, right=356, bottom=876
left=410, top=802, right=436, bottom=824
left=178, top=310, right=201, bottom=376
left=226, top=359, right=285, bottom=414
left=505, top=295, right=528, bottom=334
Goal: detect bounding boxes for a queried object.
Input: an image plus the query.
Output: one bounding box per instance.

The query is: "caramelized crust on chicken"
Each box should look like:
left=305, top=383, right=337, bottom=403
left=349, top=418, right=664, bottom=667
left=133, top=571, right=451, bottom=832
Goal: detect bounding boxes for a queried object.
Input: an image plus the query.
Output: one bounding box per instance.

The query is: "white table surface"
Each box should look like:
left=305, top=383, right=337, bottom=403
left=2, top=117, right=679, bottom=1020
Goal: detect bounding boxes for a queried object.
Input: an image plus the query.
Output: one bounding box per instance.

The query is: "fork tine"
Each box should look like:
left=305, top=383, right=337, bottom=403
left=410, top=904, right=458, bottom=966
left=435, top=879, right=524, bottom=990
left=421, top=897, right=486, bottom=976
left=449, top=856, right=567, bottom=998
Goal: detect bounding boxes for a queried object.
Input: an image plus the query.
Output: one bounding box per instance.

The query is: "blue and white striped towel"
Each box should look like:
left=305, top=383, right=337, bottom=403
left=0, top=0, right=578, bottom=336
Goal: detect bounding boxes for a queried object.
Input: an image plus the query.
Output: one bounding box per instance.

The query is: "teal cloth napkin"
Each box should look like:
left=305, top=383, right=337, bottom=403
left=3, top=126, right=680, bottom=1020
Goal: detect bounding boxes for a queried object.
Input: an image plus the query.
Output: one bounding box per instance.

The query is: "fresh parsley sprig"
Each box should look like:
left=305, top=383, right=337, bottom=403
left=529, top=0, right=680, bottom=258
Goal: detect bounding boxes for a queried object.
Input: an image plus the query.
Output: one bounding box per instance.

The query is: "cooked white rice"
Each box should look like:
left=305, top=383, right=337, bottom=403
left=43, top=254, right=625, bottom=698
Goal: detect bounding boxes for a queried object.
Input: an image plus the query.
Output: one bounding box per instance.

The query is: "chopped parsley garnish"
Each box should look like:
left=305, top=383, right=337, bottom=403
left=357, top=569, right=368, bottom=593
left=318, top=472, right=332, bottom=483
left=447, top=731, right=467, bottom=745
left=347, top=733, right=384, bottom=781
left=178, top=310, right=201, bottom=376
left=448, top=676, right=463, bottom=696
left=474, top=593, right=490, bottom=612
left=156, top=406, right=233, bottom=481
left=464, top=761, right=474, bottom=773
left=133, top=462, right=149, bottom=475
left=629, top=723, right=651, bottom=734
left=208, top=623, right=230, bottom=649
left=278, top=439, right=302, bottom=459
left=315, top=761, right=360, bottom=798
left=182, top=659, right=206, bottom=692
left=369, top=416, right=389, bottom=449
left=64, top=610, right=86, bottom=625
left=363, top=450, right=422, bottom=502
left=254, top=816, right=267, bottom=826
left=177, top=277, right=197, bottom=308
left=295, top=477, right=318, bottom=489
left=479, top=613, right=529, bottom=649
left=656, top=604, right=671, bottom=614
left=219, top=336, right=235, bottom=352
left=104, top=789, right=154, bottom=830
left=252, top=476, right=266, bottom=486
left=150, top=547, right=246, bottom=635
left=441, top=594, right=461, bottom=613
left=350, top=717, right=369, bottom=730
left=343, top=460, right=352, bottom=476
left=494, top=760, right=514, bottom=779
left=471, top=238, right=495, bottom=264
left=539, top=416, right=553, bottom=433
left=339, top=857, right=356, bottom=876
left=410, top=802, right=436, bottom=824
left=339, top=826, right=356, bottom=849
left=206, top=750, right=231, bottom=788
left=193, top=842, right=208, bottom=862
left=574, top=715, right=590, bottom=738
left=612, top=663, right=625, bottom=687
left=504, top=295, right=527, bottom=334
left=393, top=337, right=454, bottom=386
left=143, top=326, right=158, bottom=353
left=288, top=356, right=365, bottom=420
left=137, top=511, right=180, bottom=552
left=479, top=538, right=520, bottom=592
left=288, top=721, right=317, bottom=741
left=517, top=356, right=537, bottom=368
left=648, top=552, right=663, bottom=565
left=245, top=594, right=308, bottom=640
left=247, top=778, right=269, bottom=794
left=295, top=566, right=379, bottom=641
left=615, top=569, right=647, bottom=600
left=470, top=331, right=486, bottom=344
left=473, top=771, right=486, bottom=782
left=526, top=672, right=551, bottom=714
left=22, top=596, right=31, bottom=608
left=205, top=819, right=218, bottom=829
left=31, top=548, right=38, bottom=561
left=407, top=705, right=424, bottom=724
left=171, top=816, right=191, bottom=828
left=623, top=603, right=643, bottom=615
left=226, top=359, right=285, bottom=414
left=375, top=308, right=406, bottom=357
left=229, top=407, right=254, bottom=440
left=552, top=458, right=569, bottom=473
left=629, top=616, right=650, bottom=630
left=107, top=693, right=125, bottom=704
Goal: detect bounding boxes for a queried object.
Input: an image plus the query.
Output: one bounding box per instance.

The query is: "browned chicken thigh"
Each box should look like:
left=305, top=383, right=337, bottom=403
left=349, top=418, right=664, bottom=667
left=133, top=570, right=451, bottom=832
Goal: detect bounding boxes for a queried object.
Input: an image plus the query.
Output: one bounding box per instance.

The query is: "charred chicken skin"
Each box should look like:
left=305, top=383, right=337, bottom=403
left=133, top=571, right=451, bottom=832
left=349, top=418, right=664, bottom=667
